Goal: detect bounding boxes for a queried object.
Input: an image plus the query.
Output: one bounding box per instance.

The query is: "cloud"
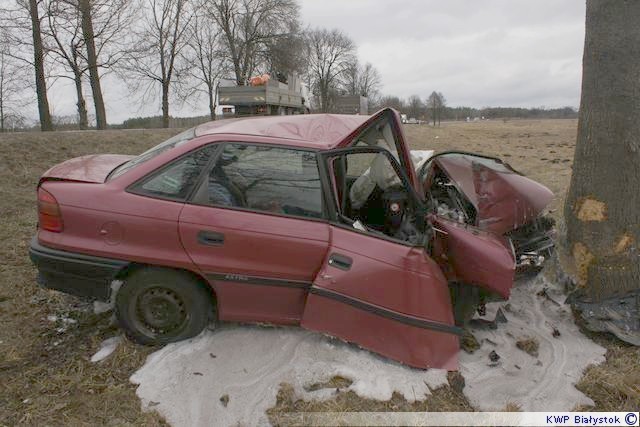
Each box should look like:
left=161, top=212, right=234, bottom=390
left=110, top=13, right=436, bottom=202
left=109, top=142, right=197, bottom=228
left=44, top=0, right=586, bottom=124
left=300, top=0, right=585, bottom=108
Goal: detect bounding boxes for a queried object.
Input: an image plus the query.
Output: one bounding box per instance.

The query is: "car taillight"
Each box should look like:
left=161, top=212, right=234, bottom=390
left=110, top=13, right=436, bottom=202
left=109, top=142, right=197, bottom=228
left=38, top=187, right=63, bottom=232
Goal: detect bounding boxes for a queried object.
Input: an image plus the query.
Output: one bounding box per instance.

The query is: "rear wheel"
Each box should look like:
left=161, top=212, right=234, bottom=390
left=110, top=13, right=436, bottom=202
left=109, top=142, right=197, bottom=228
left=116, top=268, right=214, bottom=345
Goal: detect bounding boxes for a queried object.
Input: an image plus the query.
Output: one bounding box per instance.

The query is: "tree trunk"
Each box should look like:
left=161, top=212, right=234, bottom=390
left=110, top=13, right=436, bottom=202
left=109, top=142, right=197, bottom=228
left=564, top=0, right=640, bottom=302
left=79, top=0, right=107, bottom=130
left=28, top=0, right=53, bottom=131
left=208, top=87, right=216, bottom=121
left=73, top=72, right=88, bottom=130
left=162, top=82, right=170, bottom=128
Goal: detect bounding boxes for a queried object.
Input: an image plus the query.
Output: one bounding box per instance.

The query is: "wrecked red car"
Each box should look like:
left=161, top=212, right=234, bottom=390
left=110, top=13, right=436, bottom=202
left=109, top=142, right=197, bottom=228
left=29, top=109, right=554, bottom=370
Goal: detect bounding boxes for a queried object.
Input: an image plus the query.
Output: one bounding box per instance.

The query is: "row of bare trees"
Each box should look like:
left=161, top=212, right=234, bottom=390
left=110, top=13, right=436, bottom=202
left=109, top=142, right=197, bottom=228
left=0, top=0, right=382, bottom=130
left=1, top=0, right=132, bottom=130
left=375, top=91, right=446, bottom=125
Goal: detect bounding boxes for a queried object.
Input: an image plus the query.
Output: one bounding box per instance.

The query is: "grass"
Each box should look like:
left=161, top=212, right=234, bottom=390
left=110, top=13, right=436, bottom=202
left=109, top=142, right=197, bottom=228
left=0, top=129, right=176, bottom=426
left=515, top=337, right=540, bottom=357
left=0, top=120, right=637, bottom=425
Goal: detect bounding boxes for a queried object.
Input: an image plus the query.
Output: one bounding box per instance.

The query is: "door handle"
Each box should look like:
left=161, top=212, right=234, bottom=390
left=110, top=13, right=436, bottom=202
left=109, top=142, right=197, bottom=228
left=197, top=230, right=225, bottom=246
left=328, top=253, right=352, bottom=271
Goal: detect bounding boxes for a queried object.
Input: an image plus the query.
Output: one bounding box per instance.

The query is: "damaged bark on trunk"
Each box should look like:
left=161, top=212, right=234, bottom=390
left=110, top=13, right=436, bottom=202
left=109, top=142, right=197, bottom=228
left=562, top=0, right=639, bottom=344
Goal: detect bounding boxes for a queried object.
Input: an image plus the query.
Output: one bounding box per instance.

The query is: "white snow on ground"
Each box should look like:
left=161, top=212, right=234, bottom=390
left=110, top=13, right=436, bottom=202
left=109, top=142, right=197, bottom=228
left=460, top=276, right=606, bottom=411
left=91, top=336, right=123, bottom=363
left=130, top=326, right=448, bottom=426
left=130, top=276, right=605, bottom=426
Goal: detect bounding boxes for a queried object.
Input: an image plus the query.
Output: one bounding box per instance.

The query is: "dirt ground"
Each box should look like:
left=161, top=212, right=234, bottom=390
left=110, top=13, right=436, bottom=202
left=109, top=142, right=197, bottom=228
left=0, top=120, right=637, bottom=426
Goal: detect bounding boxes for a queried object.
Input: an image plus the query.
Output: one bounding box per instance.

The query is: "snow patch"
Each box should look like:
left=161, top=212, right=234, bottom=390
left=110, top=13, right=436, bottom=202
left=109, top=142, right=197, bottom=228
left=91, top=336, right=123, bottom=363
left=460, top=276, right=606, bottom=411
left=93, top=280, right=123, bottom=314
left=129, top=276, right=606, bottom=425
left=130, top=326, right=447, bottom=426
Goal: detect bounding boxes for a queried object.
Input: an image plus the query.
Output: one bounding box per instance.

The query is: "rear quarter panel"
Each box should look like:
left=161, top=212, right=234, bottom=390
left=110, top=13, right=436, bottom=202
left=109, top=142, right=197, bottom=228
left=38, top=180, right=195, bottom=270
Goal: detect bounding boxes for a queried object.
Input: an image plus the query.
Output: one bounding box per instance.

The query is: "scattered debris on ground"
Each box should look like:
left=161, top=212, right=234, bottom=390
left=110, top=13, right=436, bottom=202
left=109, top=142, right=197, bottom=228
left=447, top=371, right=466, bottom=393
left=516, top=337, right=540, bottom=357
left=219, top=394, right=229, bottom=408
left=461, top=331, right=481, bottom=353
left=458, top=276, right=606, bottom=411
left=90, top=336, right=123, bottom=363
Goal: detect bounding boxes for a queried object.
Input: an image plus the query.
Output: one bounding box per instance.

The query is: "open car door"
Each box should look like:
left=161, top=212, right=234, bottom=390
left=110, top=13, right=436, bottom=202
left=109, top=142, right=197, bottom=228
left=301, top=146, right=462, bottom=370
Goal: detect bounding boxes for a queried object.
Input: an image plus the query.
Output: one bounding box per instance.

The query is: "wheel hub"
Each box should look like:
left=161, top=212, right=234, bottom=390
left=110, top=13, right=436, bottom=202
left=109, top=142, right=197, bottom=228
left=136, top=287, right=187, bottom=334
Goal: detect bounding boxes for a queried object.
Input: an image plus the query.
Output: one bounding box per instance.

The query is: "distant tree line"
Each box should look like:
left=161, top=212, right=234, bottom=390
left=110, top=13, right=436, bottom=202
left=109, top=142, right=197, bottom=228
left=374, top=93, right=577, bottom=124
left=0, top=0, right=381, bottom=130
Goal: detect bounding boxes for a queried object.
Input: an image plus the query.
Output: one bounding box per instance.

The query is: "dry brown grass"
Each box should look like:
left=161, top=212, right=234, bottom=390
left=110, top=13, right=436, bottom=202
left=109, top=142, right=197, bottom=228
left=515, top=337, right=540, bottom=357
left=0, top=120, right=637, bottom=425
left=0, top=129, right=178, bottom=426
left=267, top=379, right=473, bottom=426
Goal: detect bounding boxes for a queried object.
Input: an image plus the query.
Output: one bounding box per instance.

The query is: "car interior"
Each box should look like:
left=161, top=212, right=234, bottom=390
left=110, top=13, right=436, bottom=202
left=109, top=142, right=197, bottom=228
left=329, top=117, right=423, bottom=244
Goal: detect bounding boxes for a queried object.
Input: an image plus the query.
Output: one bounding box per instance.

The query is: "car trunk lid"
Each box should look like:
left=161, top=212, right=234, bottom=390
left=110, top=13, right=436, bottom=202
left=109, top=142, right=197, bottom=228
left=39, top=154, right=134, bottom=184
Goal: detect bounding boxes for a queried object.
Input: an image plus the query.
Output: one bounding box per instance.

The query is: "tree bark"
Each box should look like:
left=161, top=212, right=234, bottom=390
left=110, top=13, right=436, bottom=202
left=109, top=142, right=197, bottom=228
left=564, top=0, right=640, bottom=301
left=208, top=81, right=216, bottom=120
left=73, top=72, right=88, bottom=130
left=162, top=82, right=170, bottom=128
left=79, top=0, right=107, bottom=129
left=28, top=0, right=53, bottom=131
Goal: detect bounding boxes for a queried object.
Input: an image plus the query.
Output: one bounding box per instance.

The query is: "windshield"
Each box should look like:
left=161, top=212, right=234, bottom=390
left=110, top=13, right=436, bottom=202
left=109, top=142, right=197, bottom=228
left=108, top=128, right=196, bottom=180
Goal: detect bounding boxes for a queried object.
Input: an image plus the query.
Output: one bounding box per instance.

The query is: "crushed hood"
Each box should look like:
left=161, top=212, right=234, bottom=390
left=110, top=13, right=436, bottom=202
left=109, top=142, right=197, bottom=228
left=436, top=153, right=553, bottom=234
left=40, top=154, right=134, bottom=184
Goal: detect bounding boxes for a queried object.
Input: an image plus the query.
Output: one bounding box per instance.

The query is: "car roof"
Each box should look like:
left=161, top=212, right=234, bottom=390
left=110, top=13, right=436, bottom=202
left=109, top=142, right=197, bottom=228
left=194, top=113, right=371, bottom=149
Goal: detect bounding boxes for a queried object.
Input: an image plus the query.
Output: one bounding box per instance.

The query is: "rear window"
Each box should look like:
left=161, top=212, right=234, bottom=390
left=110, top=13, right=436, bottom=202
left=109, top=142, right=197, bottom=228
left=108, top=128, right=196, bottom=180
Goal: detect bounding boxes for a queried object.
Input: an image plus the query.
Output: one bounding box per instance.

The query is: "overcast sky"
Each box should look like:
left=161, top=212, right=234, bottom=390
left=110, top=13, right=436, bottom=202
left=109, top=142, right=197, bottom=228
left=44, top=0, right=586, bottom=124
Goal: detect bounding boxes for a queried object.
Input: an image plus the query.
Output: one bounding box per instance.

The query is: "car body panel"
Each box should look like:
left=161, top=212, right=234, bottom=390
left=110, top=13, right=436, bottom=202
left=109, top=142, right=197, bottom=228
left=301, top=226, right=460, bottom=370
left=195, top=114, right=370, bottom=148
left=178, top=204, right=330, bottom=324
left=41, top=154, right=134, bottom=184
left=430, top=153, right=554, bottom=234
left=37, top=181, right=195, bottom=270
left=432, top=216, right=515, bottom=298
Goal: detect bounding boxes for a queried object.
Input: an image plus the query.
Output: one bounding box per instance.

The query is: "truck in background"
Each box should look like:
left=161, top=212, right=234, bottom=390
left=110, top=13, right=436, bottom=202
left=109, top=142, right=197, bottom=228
left=218, top=74, right=309, bottom=116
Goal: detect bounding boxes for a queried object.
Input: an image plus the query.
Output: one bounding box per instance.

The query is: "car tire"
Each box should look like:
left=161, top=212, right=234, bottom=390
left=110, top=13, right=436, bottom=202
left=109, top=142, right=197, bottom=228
left=116, top=268, right=215, bottom=345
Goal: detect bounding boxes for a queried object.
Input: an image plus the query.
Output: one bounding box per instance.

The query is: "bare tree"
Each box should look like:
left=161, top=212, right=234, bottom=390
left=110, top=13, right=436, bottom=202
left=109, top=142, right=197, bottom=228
left=42, top=0, right=134, bottom=129
left=0, top=34, right=30, bottom=130
left=77, top=0, right=106, bottom=128
left=426, top=91, right=445, bottom=126
left=261, top=19, right=305, bottom=82
left=305, top=27, right=355, bottom=112
left=207, top=0, right=299, bottom=86
left=563, top=0, right=639, bottom=344
left=374, top=95, right=405, bottom=112
left=406, top=94, right=423, bottom=119
left=27, top=0, right=53, bottom=130
left=183, top=1, right=229, bottom=120
left=1, top=0, right=56, bottom=130
left=123, top=0, right=192, bottom=128
left=44, top=0, right=89, bottom=128
left=341, top=60, right=381, bottom=99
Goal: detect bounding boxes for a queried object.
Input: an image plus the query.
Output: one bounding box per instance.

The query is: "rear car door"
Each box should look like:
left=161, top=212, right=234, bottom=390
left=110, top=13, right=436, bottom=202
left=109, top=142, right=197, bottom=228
left=178, top=143, right=330, bottom=324
left=301, top=147, right=462, bottom=370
